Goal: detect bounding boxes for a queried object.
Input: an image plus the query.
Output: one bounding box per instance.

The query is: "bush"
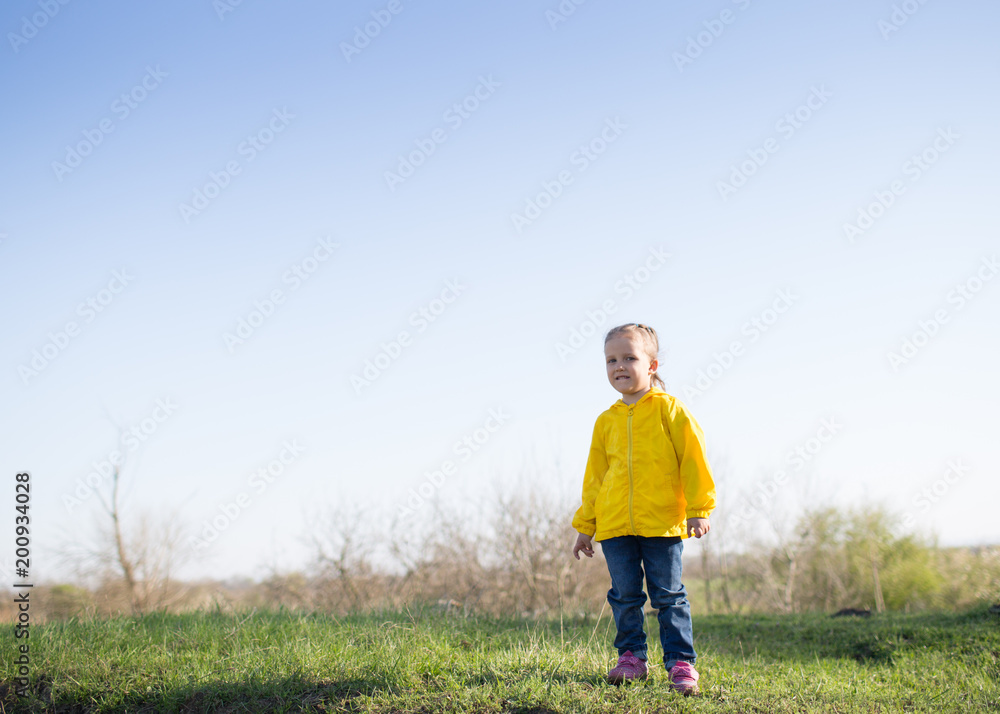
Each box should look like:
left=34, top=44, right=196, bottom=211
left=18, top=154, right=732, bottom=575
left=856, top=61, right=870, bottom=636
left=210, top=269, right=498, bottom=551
left=689, top=505, right=995, bottom=614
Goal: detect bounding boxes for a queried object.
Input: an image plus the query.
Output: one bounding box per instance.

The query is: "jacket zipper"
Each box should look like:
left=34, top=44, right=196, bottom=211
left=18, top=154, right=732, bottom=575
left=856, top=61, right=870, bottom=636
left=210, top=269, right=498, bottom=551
left=627, top=407, right=636, bottom=534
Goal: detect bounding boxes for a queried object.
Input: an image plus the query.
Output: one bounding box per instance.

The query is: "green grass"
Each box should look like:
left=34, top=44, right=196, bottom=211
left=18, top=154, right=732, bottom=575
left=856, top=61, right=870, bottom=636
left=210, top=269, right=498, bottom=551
left=2, top=606, right=999, bottom=713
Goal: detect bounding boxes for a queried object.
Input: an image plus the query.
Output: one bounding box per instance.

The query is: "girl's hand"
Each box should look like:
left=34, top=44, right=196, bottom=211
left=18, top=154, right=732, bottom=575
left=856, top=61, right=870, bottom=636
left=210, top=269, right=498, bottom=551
left=573, top=532, right=594, bottom=559
left=686, top=517, right=710, bottom=538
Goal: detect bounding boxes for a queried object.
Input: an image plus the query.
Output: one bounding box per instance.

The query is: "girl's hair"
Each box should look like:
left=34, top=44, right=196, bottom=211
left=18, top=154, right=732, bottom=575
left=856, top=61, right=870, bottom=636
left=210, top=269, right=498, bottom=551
left=604, top=323, right=666, bottom=391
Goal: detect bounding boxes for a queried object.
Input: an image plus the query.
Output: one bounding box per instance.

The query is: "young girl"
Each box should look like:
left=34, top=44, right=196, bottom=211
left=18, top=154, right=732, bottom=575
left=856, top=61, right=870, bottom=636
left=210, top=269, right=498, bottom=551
left=572, top=322, right=716, bottom=695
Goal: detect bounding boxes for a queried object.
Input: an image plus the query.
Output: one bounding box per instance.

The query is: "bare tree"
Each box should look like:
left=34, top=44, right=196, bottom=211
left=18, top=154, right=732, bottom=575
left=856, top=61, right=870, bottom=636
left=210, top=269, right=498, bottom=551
left=56, top=415, right=191, bottom=615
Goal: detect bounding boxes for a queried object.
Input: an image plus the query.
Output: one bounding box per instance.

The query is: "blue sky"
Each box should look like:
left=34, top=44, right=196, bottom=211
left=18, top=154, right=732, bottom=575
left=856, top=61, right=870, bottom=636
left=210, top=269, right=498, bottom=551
left=1, top=0, right=998, bottom=581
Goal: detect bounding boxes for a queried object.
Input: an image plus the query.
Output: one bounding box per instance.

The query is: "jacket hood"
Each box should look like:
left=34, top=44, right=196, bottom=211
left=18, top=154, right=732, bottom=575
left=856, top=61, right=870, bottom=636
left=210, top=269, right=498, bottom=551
left=610, top=387, right=667, bottom=411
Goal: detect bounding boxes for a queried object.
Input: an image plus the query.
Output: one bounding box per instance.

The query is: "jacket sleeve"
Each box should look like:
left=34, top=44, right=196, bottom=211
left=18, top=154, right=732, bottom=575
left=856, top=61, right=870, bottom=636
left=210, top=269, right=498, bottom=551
left=666, top=399, right=717, bottom=520
left=571, top=416, right=608, bottom=537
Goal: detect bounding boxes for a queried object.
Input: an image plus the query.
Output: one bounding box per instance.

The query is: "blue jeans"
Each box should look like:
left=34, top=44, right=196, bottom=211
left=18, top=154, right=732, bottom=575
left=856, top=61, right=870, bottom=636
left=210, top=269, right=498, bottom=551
left=600, top=535, right=696, bottom=669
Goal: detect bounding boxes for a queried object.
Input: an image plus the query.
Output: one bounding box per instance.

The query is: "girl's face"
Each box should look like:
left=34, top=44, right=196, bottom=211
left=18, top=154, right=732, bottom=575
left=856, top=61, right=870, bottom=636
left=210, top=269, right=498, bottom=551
left=605, top=334, right=658, bottom=402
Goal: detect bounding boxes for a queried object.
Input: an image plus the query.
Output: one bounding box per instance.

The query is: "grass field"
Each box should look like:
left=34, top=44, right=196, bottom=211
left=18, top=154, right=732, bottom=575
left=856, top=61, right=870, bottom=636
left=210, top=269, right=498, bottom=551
left=1, top=606, right=998, bottom=713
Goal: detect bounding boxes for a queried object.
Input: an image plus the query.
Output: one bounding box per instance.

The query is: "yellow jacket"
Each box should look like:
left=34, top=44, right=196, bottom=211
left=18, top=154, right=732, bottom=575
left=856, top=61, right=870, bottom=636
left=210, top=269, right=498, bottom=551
left=572, top=388, right=716, bottom=541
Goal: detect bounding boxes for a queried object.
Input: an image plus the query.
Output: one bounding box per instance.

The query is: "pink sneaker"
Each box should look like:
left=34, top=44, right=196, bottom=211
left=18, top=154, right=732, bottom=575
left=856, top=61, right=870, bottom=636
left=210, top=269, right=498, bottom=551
left=607, top=650, right=648, bottom=684
left=667, top=661, right=700, bottom=695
